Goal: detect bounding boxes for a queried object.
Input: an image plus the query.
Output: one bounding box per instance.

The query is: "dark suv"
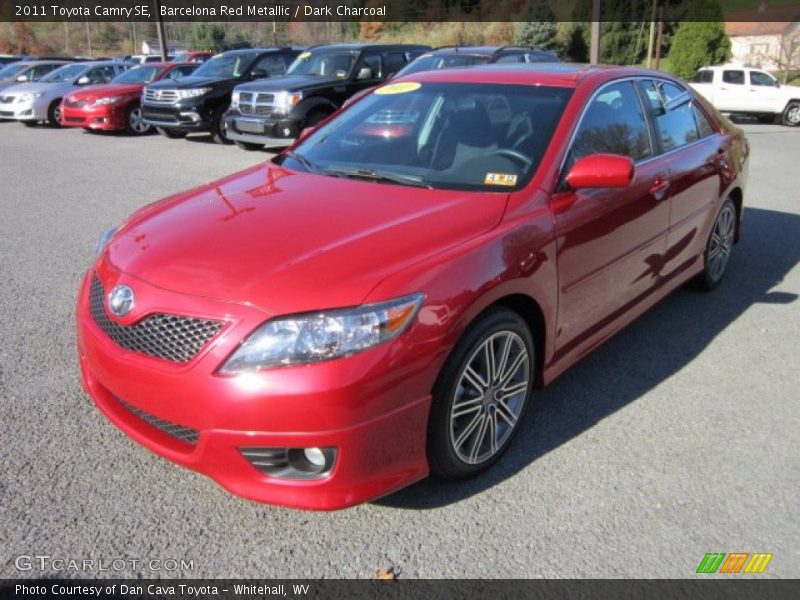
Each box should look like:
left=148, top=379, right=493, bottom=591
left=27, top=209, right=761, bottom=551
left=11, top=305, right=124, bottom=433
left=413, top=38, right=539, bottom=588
left=225, top=43, right=429, bottom=150
left=141, top=47, right=303, bottom=143
left=395, top=45, right=560, bottom=78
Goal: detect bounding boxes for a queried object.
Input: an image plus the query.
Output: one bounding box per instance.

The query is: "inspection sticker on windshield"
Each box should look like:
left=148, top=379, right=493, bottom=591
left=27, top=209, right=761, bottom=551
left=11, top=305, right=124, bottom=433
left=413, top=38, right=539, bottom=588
left=375, top=82, right=422, bottom=95
left=485, top=172, right=518, bottom=186
left=298, top=51, right=311, bottom=59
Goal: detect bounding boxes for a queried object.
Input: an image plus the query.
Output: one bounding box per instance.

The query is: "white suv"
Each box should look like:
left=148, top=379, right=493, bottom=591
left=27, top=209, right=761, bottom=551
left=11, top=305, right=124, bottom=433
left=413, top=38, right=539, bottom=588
left=690, top=65, right=800, bottom=126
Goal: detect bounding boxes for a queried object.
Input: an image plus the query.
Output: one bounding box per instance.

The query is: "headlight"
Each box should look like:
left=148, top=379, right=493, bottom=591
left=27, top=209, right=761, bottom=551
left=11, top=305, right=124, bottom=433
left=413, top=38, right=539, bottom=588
left=95, top=226, right=118, bottom=256
left=272, top=91, right=302, bottom=114
left=19, top=92, right=44, bottom=103
left=92, top=96, right=122, bottom=106
left=220, top=294, right=424, bottom=373
left=175, top=87, right=212, bottom=99
left=231, top=91, right=240, bottom=109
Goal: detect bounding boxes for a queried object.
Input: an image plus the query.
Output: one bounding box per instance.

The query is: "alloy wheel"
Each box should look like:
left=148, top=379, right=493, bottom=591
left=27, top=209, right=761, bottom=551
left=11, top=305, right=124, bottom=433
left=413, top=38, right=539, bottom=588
left=449, top=331, right=530, bottom=465
left=129, top=107, right=149, bottom=134
left=786, top=103, right=800, bottom=126
left=707, top=203, right=736, bottom=283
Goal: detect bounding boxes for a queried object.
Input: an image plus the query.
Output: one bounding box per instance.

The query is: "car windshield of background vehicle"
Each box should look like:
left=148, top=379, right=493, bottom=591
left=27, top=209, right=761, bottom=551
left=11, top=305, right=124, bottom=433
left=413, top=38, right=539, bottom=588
left=192, top=53, right=256, bottom=79
left=282, top=82, right=573, bottom=192
left=398, top=54, right=490, bottom=76
left=41, top=63, right=85, bottom=83
left=286, top=51, right=358, bottom=78
left=0, top=62, right=28, bottom=79
left=112, top=66, right=161, bottom=84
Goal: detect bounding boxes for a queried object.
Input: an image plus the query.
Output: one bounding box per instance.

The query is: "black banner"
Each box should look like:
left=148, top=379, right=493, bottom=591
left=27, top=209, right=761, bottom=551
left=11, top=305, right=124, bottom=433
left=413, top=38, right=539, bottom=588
left=2, top=580, right=800, bottom=600
left=3, top=0, right=800, bottom=23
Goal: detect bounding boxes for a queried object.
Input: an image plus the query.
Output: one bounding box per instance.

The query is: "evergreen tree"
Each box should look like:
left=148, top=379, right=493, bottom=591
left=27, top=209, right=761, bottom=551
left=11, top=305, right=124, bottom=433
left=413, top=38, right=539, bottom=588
left=186, top=23, right=226, bottom=52
left=668, top=21, right=730, bottom=79
left=514, top=1, right=557, bottom=49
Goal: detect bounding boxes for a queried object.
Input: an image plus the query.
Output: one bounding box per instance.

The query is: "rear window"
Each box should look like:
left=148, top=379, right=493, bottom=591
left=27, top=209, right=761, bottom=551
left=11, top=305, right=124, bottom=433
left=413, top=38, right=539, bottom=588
left=722, top=70, right=745, bottom=85
left=692, top=70, right=713, bottom=83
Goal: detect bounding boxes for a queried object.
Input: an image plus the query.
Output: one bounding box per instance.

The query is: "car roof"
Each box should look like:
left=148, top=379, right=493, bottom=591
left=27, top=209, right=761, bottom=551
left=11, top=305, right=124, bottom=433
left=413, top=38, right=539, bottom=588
left=425, top=45, right=548, bottom=56
left=395, top=63, right=679, bottom=88
left=307, top=43, right=430, bottom=52
left=221, top=47, right=303, bottom=55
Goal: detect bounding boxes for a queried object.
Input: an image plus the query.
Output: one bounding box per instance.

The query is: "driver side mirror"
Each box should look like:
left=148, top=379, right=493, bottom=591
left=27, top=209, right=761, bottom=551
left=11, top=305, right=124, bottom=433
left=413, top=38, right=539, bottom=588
left=250, top=68, right=268, bottom=80
left=77, top=76, right=91, bottom=85
left=15, top=74, right=29, bottom=82
left=356, top=67, right=373, bottom=80
left=566, top=153, right=634, bottom=189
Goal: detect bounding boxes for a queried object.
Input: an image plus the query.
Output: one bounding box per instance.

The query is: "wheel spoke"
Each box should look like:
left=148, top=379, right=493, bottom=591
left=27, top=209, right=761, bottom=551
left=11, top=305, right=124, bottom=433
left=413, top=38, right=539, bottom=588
left=454, top=411, right=484, bottom=451
left=469, top=414, right=490, bottom=462
left=452, top=395, right=484, bottom=418
left=484, top=339, right=497, bottom=384
left=498, top=351, right=526, bottom=389
left=498, top=380, right=528, bottom=400
left=494, top=335, right=512, bottom=384
left=496, top=399, right=518, bottom=428
left=463, top=365, right=488, bottom=394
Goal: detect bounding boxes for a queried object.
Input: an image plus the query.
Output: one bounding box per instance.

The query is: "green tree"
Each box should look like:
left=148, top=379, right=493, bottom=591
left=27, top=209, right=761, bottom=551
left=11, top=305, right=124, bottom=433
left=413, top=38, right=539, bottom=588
left=186, top=23, right=226, bottom=52
left=668, top=22, right=730, bottom=79
left=514, top=1, right=557, bottom=49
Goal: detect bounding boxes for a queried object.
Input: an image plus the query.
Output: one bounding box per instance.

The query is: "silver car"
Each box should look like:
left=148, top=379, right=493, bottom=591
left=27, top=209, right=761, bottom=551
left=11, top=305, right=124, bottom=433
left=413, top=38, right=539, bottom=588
left=0, top=61, right=130, bottom=126
left=0, top=60, right=71, bottom=94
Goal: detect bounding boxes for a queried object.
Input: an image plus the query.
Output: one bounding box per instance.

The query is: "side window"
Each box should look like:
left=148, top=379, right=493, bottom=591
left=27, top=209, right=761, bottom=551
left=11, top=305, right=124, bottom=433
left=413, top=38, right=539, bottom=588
left=359, top=54, right=382, bottom=79
left=750, top=71, right=776, bottom=86
left=168, top=66, right=194, bottom=80
left=495, top=54, right=525, bottom=64
left=693, top=105, right=715, bottom=138
left=86, top=66, right=116, bottom=83
left=722, top=70, right=745, bottom=85
left=383, top=52, right=407, bottom=74
left=640, top=80, right=699, bottom=151
left=568, top=81, right=652, bottom=166
left=692, top=70, right=713, bottom=84
left=253, top=55, right=288, bottom=77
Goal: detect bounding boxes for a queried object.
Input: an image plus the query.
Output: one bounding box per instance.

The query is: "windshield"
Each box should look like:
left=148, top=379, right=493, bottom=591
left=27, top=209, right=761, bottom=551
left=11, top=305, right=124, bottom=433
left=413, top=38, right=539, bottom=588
left=281, top=82, right=572, bottom=192
left=0, top=63, right=29, bottom=80
left=192, top=53, right=255, bottom=79
left=112, top=66, right=161, bottom=84
left=397, top=54, right=490, bottom=77
left=286, top=51, right=357, bottom=78
left=41, top=63, right=86, bottom=83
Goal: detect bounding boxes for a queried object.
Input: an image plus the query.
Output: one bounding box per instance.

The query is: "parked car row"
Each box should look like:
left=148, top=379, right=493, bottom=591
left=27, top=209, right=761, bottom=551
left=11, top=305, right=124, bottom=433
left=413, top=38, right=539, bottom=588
left=1, top=43, right=564, bottom=147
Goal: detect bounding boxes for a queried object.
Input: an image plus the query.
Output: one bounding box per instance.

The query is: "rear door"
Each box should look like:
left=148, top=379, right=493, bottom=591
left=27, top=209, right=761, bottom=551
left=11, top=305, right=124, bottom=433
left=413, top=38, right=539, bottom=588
left=715, top=69, right=749, bottom=112
left=552, top=79, right=669, bottom=348
left=638, top=79, right=724, bottom=275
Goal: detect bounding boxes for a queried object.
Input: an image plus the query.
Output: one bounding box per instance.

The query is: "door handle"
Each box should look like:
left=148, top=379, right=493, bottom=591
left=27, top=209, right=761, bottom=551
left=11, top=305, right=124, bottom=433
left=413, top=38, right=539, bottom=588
left=649, top=176, right=670, bottom=200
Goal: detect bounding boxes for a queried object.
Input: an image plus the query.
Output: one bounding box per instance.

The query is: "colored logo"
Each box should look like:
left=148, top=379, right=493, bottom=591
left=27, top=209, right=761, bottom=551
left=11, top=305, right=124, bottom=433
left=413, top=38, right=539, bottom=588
left=108, top=285, right=135, bottom=317
left=696, top=552, right=773, bottom=574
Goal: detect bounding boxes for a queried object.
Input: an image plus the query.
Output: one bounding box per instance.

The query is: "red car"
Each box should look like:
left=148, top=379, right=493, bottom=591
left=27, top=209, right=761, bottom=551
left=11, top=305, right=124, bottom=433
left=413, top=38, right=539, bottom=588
left=77, top=65, right=748, bottom=510
left=61, top=63, right=197, bottom=134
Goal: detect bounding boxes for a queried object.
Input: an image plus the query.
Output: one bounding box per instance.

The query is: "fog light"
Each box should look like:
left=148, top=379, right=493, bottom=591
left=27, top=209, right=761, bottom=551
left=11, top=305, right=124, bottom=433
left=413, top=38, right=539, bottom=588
left=303, top=447, right=326, bottom=468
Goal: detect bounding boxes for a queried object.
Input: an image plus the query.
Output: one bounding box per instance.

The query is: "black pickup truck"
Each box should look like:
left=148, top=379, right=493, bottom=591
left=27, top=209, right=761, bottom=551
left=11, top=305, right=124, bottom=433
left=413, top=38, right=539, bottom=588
left=141, top=47, right=303, bottom=143
left=225, top=43, right=429, bottom=150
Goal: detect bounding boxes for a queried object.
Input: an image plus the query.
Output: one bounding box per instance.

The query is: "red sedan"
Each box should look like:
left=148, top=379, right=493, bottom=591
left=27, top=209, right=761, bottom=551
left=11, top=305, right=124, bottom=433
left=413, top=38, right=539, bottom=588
left=77, top=65, right=748, bottom=510
left=61, top=63, right=197, bottom=134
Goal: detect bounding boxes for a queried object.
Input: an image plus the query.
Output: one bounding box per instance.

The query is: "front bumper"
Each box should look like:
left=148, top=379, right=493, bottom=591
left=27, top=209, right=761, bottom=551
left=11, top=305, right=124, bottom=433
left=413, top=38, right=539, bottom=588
left=75, top=266, right=433, bottom=510
left=61, top=103, right=127, bottom=130
left=142, top=103, right=208, bottom=131
left=225, top=113, right=299, bottom=147
left=0, top=98, right=46, bottom=120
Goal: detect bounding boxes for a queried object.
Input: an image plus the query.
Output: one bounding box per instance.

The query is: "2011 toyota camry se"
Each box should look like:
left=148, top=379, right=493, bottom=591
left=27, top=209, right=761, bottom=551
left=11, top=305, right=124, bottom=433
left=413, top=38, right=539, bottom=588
left=77, top=64, right=748, bottom=510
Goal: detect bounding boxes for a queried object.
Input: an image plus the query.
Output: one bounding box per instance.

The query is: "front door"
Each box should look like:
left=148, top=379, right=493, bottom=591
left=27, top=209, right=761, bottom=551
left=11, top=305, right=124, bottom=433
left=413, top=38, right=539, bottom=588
left=552, top=80, right=670, bottom=351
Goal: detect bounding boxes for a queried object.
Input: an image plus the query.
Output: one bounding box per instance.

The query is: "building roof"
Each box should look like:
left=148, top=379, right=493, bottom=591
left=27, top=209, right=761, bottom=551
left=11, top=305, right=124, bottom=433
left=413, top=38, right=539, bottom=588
left=726, top=21, right=796, bottom=37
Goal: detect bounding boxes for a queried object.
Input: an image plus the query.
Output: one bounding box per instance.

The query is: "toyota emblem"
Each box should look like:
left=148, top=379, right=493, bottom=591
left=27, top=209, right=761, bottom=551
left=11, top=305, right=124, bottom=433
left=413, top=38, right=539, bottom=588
left=108, top=285, right=135, bottom=317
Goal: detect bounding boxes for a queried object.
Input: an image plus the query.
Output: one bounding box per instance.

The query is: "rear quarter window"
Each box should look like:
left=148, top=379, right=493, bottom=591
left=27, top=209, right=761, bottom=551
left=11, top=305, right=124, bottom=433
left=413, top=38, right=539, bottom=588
left=692, top=70, right=714, bottom=84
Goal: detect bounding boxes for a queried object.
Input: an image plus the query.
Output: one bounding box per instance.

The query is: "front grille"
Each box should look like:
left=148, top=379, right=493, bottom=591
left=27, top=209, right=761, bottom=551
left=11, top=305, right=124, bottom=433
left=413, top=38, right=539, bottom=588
left=64, top=98, right=88, bottom=108
left=89, top=275, right=223, bottom=363
left=238, top=92, right=274, bottom=116
left=143, top=88, right=179, bottom=104
left=117, top=396, right=199, bottom=445
left=66, top=117, right=85, bottom=123
left=142, top=109, right=179, bottom=123
left=0, top=95, right=14, bottom=104
left=0, top=111, right=13, bottom=117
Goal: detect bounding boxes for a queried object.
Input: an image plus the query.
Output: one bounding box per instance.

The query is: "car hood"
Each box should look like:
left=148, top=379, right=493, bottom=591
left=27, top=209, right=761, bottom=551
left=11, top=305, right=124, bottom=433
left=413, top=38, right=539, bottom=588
left=147, top=75, right=232, bottom=89
left=236, top=74, right=342, bottom=93
left=68, top=83, right=144, bottom=100
left=106, top=163, right=507, bottom=315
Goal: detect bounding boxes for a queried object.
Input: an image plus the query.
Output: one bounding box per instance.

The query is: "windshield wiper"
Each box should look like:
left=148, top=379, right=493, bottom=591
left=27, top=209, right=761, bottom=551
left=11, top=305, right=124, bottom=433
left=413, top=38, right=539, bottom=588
left=323, top=166, right=433, bottom=189
left=283, top=150, right=323, bottom=174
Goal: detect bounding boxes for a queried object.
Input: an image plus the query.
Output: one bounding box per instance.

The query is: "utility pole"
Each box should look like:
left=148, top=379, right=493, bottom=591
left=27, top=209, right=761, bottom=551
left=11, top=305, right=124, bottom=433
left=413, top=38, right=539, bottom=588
left=590, top=0, right=601, bottom=64
left=654, top=8, right=664, bottom=70
left=646, top=0, right=657, bottom=68
left=154, top=0, right=168, bottom=60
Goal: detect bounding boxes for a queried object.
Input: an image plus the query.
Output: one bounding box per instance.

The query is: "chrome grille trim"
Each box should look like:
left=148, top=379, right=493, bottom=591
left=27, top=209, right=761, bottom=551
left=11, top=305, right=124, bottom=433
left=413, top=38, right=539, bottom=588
left=116, top=396, right=199, bottom=445
left=238, top=92, right=275, bottom=116
left=89, top=275, right=223, bottom=363
left=143, top=88, right=179, bottom=104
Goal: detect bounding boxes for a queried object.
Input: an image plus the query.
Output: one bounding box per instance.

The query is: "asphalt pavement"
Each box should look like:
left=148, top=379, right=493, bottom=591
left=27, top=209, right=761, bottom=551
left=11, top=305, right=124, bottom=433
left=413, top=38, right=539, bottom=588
left=0, top=122, right=798, bottom=578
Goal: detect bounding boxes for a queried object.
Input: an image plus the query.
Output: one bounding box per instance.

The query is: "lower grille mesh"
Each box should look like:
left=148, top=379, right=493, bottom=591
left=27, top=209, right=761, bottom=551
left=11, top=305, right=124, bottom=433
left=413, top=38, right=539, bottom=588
left=117, top=397, right=199, bottom=446
left=89, top=275, right=223, bottom=363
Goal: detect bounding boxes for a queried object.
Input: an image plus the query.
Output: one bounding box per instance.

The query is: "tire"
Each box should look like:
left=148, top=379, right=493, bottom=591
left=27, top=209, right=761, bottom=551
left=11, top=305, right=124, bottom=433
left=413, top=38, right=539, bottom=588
left=209, top=106, right=233, bottom=144
left=22, top=120, right=37, bottom=127
left=427, top=307, right=535, bottom=480
left=47, top=99, right=63, bottom=127
left=125, top=104, right=150, bottom=135
left=695, top=197, right=737, bottom=291
left=156, top=127, right=186, bottom=139
left=234, top=140, right=263, bottom=151
left=304, top=109, right=329, bottom=129
left=782, top=101, right=800, bottom=127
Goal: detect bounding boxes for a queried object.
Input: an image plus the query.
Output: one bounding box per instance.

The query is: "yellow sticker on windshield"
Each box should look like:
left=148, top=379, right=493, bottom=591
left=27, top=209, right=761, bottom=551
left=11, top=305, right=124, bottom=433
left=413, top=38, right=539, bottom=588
left=298, top=51, right=311, bottom=59
left=375, top=82, right=422, bottom=95
left=485, top=173, right=518, bottom=186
